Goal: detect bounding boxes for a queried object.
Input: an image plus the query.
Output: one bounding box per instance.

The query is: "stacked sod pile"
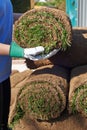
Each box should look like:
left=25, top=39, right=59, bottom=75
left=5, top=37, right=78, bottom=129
left=13, top=7, right=72, bottom=55
left=11, top=65, right=69, bottom=124
left=68, top=65, right=87, bottom=117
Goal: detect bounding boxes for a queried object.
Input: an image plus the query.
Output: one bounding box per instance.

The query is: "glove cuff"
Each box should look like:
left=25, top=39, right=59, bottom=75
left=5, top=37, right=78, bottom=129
left=9, top=41, right=24, bottom=58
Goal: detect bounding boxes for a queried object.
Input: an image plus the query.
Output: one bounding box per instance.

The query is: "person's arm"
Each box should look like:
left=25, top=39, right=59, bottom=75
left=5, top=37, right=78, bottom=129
left=0, top=42, right=44, bottom=60
left=0, top=43, right=10, bottom=55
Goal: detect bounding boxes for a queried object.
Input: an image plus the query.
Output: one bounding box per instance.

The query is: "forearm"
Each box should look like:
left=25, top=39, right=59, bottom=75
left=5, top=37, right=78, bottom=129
left=0, top=43, right=10, bottom=55
left=0, top=42, right=44, bottom=60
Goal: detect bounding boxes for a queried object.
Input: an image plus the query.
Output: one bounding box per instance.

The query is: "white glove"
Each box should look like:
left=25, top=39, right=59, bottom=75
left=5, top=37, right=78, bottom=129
left=24, top=46, right=44, bottom=59
left=25, top=48, right=61, bottom=61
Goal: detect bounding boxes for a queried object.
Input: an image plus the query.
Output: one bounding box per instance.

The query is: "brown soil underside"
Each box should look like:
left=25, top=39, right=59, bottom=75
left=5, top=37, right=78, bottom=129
left=13, top=109, right=87, bottom=130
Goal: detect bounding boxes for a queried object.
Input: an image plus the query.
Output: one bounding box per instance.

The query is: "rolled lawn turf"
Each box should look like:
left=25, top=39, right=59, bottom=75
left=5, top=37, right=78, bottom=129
left=11, top=65, right=69, bottom=123
left=13, top=7, right=72, bottom=54
left=68, top=65, right=87, bottom=117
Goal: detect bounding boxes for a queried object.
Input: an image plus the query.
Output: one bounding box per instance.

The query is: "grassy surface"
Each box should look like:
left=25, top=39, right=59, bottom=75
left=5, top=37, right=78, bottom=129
left=14, top=9, right=71, bottom=52
left=70, top=84, right=87, bottom=114
left=10, top=80, right=63, bottom=125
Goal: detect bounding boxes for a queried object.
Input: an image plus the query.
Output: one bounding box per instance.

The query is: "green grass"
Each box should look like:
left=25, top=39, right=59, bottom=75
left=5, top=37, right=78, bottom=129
left=14, top=81, right=63, bottom=120
left=10, top=103, right=25, bottom=127
left=71, top=84, right=87, bottom=114
left=14, top=10, right=70, bottom=53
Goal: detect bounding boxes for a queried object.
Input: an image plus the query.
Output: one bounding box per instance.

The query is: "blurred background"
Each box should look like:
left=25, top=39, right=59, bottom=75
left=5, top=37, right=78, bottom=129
left=11, top=0, right=87, bottom=27
left=11, top=0, right=66, bottom=13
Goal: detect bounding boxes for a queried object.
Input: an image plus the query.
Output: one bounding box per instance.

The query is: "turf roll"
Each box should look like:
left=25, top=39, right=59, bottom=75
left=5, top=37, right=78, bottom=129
left=13, top=7, right=72, bottom=54
left=68, top=65, right=87, bottom=117
left=12, top=65, right=69, bottom=122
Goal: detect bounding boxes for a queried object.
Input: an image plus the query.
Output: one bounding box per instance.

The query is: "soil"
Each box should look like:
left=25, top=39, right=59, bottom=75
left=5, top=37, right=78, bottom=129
left=12, top=108, right=87, bottom=130
left=15, top=111, right=87, bottom=130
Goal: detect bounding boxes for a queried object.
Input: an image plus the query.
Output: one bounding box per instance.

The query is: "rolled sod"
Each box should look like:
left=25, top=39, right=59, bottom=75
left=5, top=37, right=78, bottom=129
left=68, top=65, right=87, bottom=117
left=12, top=65, right=69, bottom=123
left=13, top=7, right=72, bottom=54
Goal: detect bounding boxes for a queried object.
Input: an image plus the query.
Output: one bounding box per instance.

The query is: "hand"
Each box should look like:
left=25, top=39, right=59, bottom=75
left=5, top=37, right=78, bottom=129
left=25, top=48, right=61, bottom=61
left=24, top=46, right=44, bottom=59
left=10, top=41, right=60, bottom=60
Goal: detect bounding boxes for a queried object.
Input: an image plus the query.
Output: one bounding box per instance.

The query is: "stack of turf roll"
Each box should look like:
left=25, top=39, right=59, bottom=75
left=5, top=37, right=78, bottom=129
left=68, top=65, right=87, bottom=117
left=11, top=65, right=69, bottom=123
left=13, top=7, right=72, bottom=58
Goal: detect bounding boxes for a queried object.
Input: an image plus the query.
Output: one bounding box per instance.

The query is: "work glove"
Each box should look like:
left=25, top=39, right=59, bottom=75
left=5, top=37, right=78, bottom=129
left=28, top=48, right=61, bottom=61
left=9, top=41, right=44, bottom=60
left=10, top=41, right=60, bottom=61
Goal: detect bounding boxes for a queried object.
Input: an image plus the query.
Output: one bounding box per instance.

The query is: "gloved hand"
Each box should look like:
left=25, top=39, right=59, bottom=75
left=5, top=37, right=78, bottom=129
left=27, top=48, right=61, bottom=61
left=9, top=41, right=44, bottom=60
